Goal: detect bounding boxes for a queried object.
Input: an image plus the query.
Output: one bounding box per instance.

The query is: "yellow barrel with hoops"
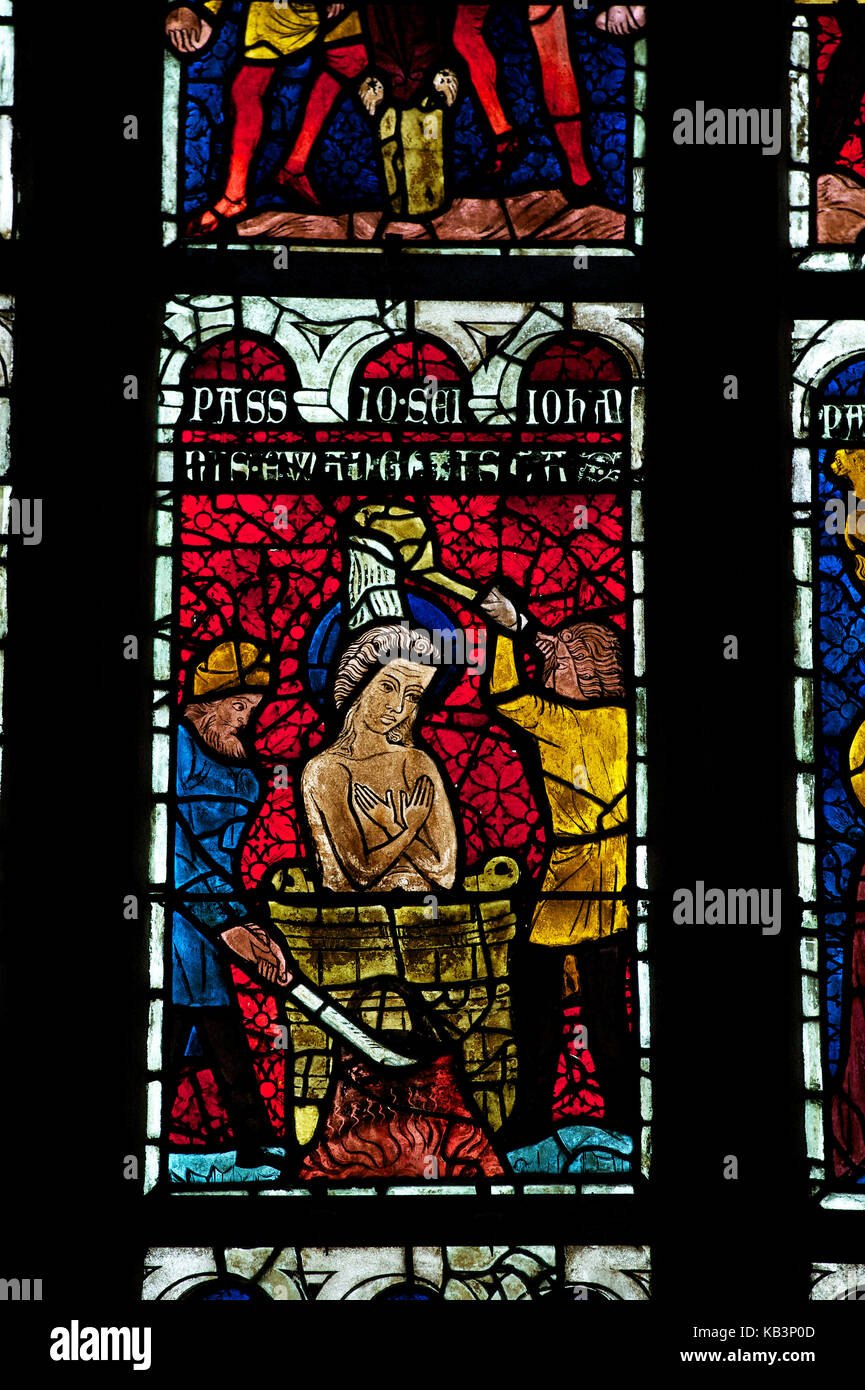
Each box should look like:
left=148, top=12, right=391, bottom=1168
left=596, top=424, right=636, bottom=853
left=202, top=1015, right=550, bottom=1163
left=267, top=855, right=520, bottom=1145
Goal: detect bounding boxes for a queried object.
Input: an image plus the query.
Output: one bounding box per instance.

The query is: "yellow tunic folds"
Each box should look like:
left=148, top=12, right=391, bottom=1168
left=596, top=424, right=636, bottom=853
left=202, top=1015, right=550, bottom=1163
left=203, top=2, right=362, bottom=62
left=490, top=636, right=628, bottom=945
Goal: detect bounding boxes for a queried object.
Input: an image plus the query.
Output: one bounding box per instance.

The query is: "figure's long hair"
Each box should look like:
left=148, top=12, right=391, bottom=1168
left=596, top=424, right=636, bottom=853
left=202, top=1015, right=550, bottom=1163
left=331, top=624, right=437, bottom=754
left=536, top=622, right=626, bottom=699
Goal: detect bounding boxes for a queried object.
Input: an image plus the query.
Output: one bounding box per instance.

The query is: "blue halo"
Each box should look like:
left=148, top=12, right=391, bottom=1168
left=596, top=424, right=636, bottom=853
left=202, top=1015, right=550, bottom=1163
left=307, top=597, right=465, bottom=707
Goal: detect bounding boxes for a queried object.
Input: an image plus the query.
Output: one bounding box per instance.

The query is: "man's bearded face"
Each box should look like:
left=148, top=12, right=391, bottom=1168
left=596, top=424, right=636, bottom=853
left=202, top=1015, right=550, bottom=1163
left=197, top=694, right=263, bottom=759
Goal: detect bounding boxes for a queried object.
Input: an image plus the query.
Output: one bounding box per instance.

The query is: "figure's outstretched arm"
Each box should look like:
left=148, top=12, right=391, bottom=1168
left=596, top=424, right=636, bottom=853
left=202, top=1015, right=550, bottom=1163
left=479, top=588, right=549, bottom=734
left=174, top=816, right=291, bottom=986
left=486, top=631, right=547, bottom=736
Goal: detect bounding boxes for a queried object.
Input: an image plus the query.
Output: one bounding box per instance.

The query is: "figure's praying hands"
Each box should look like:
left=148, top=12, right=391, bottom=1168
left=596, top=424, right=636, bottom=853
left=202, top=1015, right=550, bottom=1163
left=399, top=777, right=434, bottom=834
left=352, top=779, right=434, bottom=840
left=353, top=784, right=402, bottom=836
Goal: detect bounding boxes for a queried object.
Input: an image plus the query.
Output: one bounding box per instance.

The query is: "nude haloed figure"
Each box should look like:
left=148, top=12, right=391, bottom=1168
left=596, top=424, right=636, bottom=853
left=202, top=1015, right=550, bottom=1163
left=302, top=625, right=458, bottom=893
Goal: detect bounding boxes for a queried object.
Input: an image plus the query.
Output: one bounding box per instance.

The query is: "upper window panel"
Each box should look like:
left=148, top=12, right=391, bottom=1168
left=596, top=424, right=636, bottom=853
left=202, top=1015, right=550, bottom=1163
left=162, top=2, right=646, bottom=253
left=791, top=1, right=865, bottom=268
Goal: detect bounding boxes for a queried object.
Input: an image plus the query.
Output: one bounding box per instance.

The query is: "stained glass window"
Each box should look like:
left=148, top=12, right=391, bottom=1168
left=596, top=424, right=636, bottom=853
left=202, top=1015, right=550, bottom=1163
left=148, top=295, right=650, bottom=1195
left=10, top=0, right=865, bottom=1347
left=162, top=3, right=645, bottom=252
left=793, top=319, right=865, bottom=1206
left=790, top=1, right=865, bottom=268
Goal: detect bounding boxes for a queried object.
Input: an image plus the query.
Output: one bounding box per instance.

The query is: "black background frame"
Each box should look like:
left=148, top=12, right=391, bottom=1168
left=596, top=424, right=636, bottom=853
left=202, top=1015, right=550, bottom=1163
left=0, top=0, right=858, bottom=1371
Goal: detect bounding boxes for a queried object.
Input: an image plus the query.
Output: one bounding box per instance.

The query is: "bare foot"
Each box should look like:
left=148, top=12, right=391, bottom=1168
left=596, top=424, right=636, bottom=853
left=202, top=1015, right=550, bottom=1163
left=596, top=6, right=647, bottom=35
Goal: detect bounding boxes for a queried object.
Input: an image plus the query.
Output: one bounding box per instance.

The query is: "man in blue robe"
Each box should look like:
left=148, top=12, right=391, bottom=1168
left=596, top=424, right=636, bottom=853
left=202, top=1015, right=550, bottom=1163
left=168, top=638, right=291, bottom=1173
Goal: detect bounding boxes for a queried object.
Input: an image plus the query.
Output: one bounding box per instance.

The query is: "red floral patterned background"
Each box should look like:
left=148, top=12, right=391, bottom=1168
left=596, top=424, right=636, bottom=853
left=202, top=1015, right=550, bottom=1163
left=169, top=329, right=633, bottom=1151
left=176, top=491, right=627, bottom=892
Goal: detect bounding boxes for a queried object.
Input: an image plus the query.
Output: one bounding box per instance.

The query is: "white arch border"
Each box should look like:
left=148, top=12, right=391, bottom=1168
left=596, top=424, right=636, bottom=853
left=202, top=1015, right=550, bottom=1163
left=792, top=320, right=865, bottom=438
left=159, top=297, right=645, bottom=434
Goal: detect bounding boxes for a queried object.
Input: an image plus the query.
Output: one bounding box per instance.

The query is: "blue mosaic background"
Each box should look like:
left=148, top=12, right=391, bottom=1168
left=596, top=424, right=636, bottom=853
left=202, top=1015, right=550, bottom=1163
left=816, top=358, right=865, bottom=1074
left=179, top=2, right=633, bottom=219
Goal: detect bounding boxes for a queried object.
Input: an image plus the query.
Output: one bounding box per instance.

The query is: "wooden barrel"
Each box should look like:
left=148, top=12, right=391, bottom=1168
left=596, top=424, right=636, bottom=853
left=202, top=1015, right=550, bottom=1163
left=267, top=857, right=519, bottom=1141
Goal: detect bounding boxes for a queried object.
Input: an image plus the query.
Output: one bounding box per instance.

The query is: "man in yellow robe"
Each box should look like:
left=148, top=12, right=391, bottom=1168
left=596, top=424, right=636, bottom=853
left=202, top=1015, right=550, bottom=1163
left=481, top=587, right=632, bottom=1130
left=485, top=591, right=627, bottom=944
